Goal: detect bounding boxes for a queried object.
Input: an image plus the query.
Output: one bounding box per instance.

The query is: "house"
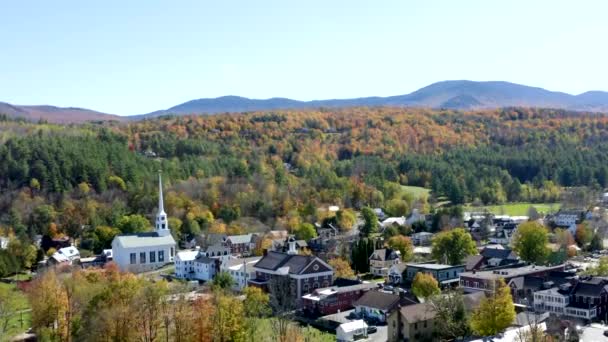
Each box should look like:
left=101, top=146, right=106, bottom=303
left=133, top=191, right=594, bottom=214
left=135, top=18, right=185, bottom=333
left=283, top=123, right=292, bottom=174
left=411, top=232, right=433, bottom=246
left=509, top=270, right=576, bottom=303
left=220, top=256, right=261, bottom=291
left=174, top=249, right=200, bottom=279
left=223, top=234, right=256, bottom=256
left=387, top=302, right=436, bottom=342
left=464, top=247, right=520, bottom=271
left=336, top=320, right=368, bottom=342
left=249, top=237, right=333, bottom=299
left=551, top=209, right=585, bottom=227
left=403, top=262, right=464, bottom=287
left=49, top=246, right=80, bottom=266
left=388, top=263, right=407, bottom=285
left=533, top=277, right=608, bottom=321
left=369, top=248, right=401, bottom=277
left=480, top=247, right=520, bottom=268
left=352, top=290, right=403, bottom=323
left=174, top=246, right=232, bottom=282
left=381, top=216, right=406, bottom=229
left=388, top=292, right=485, bottom=342
left=459, top=264, right=566, bottom=293
left=301, top=282, right=378, bottom=316
left=111, top=173, right=177, bottom=273
left=405, top=209, right=426, bottom=227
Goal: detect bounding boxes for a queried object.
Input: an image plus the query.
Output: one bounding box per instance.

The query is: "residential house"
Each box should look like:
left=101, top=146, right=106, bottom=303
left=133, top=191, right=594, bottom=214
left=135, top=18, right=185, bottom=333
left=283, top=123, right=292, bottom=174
left=223, top=234, right=256, bottom=256
left=552, top=209, right=585, bottom=227
left=403, top=262, right=464, bottom=287
left=174, top=248, right=220, bottom=281
left=369, top=248, right=401, bottom=277
left=509, top=270, right=576, bottom=303
left=352, top=290, right=404, bottom=323
left=533, top=277, right=608, bottom=321
left=174, top=249, right=200, bottom=279
left=381, top=217, right=406, bottom=229
left=480, top=247, right=520, bottom=268
left=388, top=291, right=485, bottom=342
left=49, top=246, right=81, bottom=266
left=220, top=256, right=261, bottom=291
left=249, top=238, right=333, bottom=299
left=301, top=282, right=378, bottom=316
left=388, top=263, right=407, bottom=285
left=405, top=209, right=426, bottom=227
left=459, top=264, right=566, bottom=293
left=387, top=302, right=436, bottom=342
left=411, top=232, right=433, bottom=246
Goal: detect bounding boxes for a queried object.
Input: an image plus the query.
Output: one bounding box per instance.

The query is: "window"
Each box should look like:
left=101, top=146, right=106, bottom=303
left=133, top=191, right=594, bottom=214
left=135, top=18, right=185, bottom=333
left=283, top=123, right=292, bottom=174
left=414, top=323, right=418, bottom=330
left=171, top=247, right=174, bottom=257
left=159, top=250, right=164, bottom=262
left=162, top=223, right=166, bottom=229
left=130, top=253, right=136, bottom=264
left=140, top=252, right=146, bottom=264
left=150, top=251, right=156, bottom=263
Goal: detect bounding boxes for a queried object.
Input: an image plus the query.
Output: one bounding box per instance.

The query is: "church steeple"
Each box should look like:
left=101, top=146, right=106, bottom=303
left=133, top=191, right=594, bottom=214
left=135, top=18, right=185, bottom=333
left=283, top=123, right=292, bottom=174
left=155, top=171, right=170, bottom=236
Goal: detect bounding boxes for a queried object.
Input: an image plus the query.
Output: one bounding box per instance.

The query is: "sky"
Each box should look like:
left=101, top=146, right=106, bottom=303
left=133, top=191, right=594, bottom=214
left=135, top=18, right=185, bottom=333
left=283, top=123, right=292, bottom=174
left=1, top=0, right=608, bottom=115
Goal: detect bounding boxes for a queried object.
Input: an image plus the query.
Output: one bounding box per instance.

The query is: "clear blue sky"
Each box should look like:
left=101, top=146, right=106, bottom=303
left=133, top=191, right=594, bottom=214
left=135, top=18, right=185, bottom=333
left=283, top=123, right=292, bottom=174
left=1, top=0, right=607, bottom=115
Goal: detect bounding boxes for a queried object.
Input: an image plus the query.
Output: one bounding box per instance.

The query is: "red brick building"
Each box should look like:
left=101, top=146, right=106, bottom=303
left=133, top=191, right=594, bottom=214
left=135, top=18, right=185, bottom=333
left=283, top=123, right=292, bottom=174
left=301, top=282, right=378, bottom=316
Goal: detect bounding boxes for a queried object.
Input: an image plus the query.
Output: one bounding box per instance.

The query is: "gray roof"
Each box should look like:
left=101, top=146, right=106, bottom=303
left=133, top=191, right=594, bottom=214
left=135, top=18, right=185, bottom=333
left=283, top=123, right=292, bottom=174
left=400, top=303, right=436, bottom=323
left=195, top=255, right=216, bottom=264
left=114, top=232, right=176, bottom=248
left=227, top=234, right=253, bottom=244
left=254, top=251, right=325, bottom=275
left=370, top=248, right=399, bottom=262
left=353, top=291, right=401, bottom=311
left=223, top=256, right=261, bottom=268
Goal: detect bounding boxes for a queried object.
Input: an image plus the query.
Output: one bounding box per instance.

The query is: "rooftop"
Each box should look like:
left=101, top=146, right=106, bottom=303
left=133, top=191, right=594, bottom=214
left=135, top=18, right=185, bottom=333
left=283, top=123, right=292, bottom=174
left=114, top=232, right=176, bottom=248
left=406, top=262, right=461, bottom=270
left=352, top=290, right=400, bottom=311
left=460, top=264, right=565, bottom=280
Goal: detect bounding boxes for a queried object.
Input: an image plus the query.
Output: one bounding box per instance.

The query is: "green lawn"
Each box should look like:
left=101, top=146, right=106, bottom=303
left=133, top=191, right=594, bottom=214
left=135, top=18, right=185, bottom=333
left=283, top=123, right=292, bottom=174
left=401, top=185, right=431, bottom=199
left=0, top=282, right=31, bottom=341
left=464, top=202, right=561, bottom=216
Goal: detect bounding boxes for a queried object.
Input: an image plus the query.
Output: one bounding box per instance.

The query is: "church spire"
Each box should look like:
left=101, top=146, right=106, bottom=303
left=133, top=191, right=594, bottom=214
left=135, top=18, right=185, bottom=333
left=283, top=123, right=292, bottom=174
left=158, top=170, right=165, bottom=215
left=155, top=170, right=170, bottom=236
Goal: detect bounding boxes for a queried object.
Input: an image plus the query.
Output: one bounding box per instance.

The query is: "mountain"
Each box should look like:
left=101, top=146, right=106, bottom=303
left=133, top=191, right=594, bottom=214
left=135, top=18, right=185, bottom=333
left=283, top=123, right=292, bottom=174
left=0, top=102, right=124, bottom=124
left=142, top=81, right=608, bottom=117
left=4, top=80, right=608, bottom=123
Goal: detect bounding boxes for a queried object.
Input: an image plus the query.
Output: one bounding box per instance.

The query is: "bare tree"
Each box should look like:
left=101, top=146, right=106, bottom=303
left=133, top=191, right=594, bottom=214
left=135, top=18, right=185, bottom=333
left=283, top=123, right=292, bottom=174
left=268, top=276, right=296, bottom=342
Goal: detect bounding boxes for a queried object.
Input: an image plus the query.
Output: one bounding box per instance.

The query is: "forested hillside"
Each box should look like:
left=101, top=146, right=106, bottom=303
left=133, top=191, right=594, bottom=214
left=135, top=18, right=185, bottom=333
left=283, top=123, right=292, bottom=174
left=0, top=107, right=607, bottom=261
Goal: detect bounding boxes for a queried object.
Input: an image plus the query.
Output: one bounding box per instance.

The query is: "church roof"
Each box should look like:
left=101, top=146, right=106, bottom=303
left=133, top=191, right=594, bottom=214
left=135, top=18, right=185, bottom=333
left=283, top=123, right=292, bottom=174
left=114, top=232, right=176, bottom=249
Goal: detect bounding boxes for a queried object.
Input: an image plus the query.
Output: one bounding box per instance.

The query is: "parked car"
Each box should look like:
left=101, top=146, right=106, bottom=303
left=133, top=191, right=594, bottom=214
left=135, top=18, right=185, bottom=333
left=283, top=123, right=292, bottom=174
left=367, top=326, right=377, bottom=334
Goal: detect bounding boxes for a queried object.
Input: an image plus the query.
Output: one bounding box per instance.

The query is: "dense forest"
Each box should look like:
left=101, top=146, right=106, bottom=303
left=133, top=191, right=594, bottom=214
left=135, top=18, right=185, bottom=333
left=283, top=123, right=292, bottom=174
left=0, top=107, right=607, bottom=262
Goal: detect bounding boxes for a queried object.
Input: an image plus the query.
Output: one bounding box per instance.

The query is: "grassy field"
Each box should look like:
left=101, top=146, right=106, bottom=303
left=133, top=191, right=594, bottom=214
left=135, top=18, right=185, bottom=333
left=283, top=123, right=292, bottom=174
left=252, top=318, right=335, bottom=341
left=401, top=185, right=431, bottom=199
left=0, top=282, right=31, bottom=341
left=464, top=202, right=561, bottom=216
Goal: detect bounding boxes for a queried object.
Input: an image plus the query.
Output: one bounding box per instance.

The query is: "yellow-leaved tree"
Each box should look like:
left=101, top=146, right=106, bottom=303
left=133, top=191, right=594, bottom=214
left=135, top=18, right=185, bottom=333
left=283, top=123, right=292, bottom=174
left=470, top=278, right=516, bottom=337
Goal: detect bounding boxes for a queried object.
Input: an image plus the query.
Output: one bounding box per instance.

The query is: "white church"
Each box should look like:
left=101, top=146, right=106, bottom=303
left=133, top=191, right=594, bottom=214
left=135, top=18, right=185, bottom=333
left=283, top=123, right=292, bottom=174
left=111, top=172, right=177, bottom=273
